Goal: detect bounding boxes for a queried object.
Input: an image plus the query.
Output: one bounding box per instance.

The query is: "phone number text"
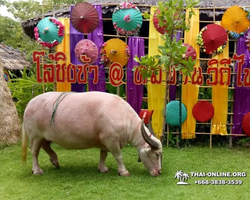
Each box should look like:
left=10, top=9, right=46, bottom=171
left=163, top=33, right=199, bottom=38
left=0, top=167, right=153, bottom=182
left=194, top=180, right=243, bottom=185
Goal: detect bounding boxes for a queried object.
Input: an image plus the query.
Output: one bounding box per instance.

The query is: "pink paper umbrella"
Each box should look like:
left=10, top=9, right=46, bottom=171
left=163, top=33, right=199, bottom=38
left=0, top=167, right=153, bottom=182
left=182, top=43, right=197, bottom=61
left=74, top=39, right=98, bottom=64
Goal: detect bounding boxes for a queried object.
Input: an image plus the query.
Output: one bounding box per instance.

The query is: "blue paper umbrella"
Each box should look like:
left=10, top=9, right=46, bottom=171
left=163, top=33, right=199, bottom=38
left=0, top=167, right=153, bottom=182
left=112, top=2, right=142, bottom=36
left=34, top=17, right=64, bottom=48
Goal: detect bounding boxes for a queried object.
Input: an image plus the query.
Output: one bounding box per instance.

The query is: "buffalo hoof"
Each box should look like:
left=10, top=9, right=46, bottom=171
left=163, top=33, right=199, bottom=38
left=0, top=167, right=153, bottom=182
left=98, top=166, right=109, bottom=173
left=32, top=168, right=44, bottom=175
left=119, top=170, right=130, bottom=177
left=50, top=158, right=60, bottom=168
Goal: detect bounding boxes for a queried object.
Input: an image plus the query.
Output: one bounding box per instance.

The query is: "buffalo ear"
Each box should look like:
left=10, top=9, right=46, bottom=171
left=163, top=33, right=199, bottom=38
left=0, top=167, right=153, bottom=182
left=141, top=119, right=159, bottom=149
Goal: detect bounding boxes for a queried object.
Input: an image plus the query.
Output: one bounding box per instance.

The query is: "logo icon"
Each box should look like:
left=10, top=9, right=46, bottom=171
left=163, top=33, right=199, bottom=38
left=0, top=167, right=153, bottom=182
left=175, top=170, right=190, bottom=185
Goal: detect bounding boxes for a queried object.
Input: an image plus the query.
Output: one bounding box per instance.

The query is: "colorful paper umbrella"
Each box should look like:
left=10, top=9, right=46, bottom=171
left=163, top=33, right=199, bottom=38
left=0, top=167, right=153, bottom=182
left=34, top=17, right=65, bottom=48
left=196, top=24, right=228, bottom=55
left=74, top=39, right=98, bottom=65
left=100, top=38, right=130, bottom=67
left=70, top=2, right=99, bottom=34
left=242, top=112, right=250, bottom=136
left=153, top=8, right=166, bottom=34
left=182, top=43, right=196, bottom=61
left=192, top=101, right=214, bottom=122
left=112, top=2, right=142, bottom=35
left=153, top=8, right=179, bottom=34
left=166, top=101, right=187, bottom=126
left=221, top=5, right=250, bottom=39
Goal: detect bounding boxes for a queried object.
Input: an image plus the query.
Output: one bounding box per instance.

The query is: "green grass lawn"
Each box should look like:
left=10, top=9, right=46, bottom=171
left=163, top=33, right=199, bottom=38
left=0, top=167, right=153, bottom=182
left=1, top=143, right=250, bottom=200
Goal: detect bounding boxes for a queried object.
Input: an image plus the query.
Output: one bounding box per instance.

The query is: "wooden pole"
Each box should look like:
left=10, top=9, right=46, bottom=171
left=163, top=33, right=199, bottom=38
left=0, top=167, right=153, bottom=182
left=229, top=40, right=237, bottom=148
left=125, top=35, right=128, bottom=101
left=52, top=5, right=57, bottom=91
left=42, top=0, right=45, bottom=93
left=210, top=0, right=216, bottom=149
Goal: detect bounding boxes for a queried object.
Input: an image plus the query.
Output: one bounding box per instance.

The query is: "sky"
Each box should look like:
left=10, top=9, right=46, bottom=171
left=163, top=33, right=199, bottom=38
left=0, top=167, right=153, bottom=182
left=0, top=0, right=43, bottom=20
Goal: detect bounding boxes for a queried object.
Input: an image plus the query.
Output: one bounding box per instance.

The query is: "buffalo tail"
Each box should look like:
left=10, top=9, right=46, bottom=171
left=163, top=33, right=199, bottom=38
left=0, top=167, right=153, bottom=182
left=22, top=123, right=28, bottom=163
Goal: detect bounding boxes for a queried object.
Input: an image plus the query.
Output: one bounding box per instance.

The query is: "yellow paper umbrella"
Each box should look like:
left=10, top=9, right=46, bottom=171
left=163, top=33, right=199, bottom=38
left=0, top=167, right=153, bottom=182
left=100, top=38, right=130, bottom=67
left=221, top=5, right=250, bottom=39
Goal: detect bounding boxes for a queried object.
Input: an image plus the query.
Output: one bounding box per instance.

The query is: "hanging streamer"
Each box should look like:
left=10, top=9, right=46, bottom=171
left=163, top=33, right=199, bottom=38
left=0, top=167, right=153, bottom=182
left=87, top=5, right=105, bottom=92
left=169, top=32, right=181, bottom=101
left=127, top=36, right=145, bottom=114
left=232, top=35, right=250, bottom=134
left=211, top=22, right=229, bottom=135
left=181, top=9, right=200, bottom=139
left=148, top=6, right=165, bottom=139
left=56, top=18, right=71, bottom=92
left=70, top=6, right=85, bottom=92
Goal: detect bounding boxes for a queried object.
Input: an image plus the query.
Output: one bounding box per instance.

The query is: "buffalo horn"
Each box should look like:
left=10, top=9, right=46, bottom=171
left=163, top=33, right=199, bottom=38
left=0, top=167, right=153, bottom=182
left=148, top=119, right=156, bottom=137
left=141, top=119, right=159, bottom=149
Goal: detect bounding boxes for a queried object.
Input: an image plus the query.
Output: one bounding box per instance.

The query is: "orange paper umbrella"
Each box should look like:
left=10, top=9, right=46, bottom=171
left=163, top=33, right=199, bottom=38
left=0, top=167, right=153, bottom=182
left=100, top=39, right=130, bottom=67
left=70, top=2, right=99, bottom=33
left=221, top=5, right=250, bottom=39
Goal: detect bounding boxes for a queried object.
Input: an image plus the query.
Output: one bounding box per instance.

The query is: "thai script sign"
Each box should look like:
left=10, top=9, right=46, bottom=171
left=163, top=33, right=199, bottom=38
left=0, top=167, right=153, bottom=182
left=33, top=51, right=248, bottom=87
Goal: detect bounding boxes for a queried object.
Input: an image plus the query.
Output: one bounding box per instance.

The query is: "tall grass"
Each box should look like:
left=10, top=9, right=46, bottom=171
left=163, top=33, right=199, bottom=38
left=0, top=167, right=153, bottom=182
left=1, top=143, right=250, bottom=200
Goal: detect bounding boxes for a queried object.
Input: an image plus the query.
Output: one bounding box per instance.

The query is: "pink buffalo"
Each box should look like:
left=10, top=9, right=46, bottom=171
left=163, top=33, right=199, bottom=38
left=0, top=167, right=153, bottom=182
left=22, top=92, right=162, bottom=176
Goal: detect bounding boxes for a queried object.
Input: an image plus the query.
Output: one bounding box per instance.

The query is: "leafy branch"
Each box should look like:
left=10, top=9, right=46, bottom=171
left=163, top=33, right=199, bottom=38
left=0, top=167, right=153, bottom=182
left=133, top=0, right=200, bottom=141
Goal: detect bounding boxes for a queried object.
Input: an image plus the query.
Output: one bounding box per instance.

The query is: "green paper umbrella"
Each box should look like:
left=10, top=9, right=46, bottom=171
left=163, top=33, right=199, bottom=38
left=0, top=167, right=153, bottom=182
left=34, top=17, right=65, bottom=48
left=166, top=101, right=187, bottom=126
left=112, top=2, right=142, bottom=35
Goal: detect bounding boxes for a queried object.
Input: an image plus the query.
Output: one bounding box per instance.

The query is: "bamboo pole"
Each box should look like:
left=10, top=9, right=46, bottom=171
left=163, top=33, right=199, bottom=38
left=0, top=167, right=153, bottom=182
left=209, top=0, right=217, bottom=149
left=42, top=0, right=45, bottom=93
left=116, top=30, right=120, bottom=96
left=53, top=6, right=57, bottom=91
left=125, top=35, right=128, bottom=101
left=229, top=40, right=237, bottom=148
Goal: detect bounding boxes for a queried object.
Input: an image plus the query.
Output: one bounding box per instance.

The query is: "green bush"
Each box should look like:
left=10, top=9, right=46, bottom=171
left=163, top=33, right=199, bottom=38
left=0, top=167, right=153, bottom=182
left=8, top=66, right=54, bottom=120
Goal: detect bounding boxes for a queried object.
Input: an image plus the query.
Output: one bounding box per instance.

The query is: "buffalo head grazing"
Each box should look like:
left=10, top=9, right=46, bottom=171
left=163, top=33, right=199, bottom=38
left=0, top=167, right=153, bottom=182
left=138, top=119, right=162, bottom=176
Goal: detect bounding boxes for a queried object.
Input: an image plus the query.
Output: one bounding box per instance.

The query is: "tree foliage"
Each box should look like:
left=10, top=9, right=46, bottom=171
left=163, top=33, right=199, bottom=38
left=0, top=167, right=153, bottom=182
left=4, top=0, right=84, bottom=21
left=0, top=16, right=40, bottom=62
left=133, top=0, right=200, bottom=141
left=134, top=0, right=200, bottom=78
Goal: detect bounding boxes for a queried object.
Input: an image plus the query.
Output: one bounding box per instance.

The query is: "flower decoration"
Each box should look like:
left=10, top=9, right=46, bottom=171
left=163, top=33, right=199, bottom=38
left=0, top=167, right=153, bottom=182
left=196, top=26, right=206, bottom=48
left=100, top=42, right=110, bottom=66
left=34, top=17, right=65, bottom=48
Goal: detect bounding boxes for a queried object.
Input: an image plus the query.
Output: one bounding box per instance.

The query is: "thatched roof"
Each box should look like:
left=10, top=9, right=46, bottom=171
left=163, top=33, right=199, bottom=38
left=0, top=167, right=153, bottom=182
left=0, top=44, right=31, bottom=70
left=21, top=0, right=250, bottom=39
left=0, top=56, right=21, bottom=144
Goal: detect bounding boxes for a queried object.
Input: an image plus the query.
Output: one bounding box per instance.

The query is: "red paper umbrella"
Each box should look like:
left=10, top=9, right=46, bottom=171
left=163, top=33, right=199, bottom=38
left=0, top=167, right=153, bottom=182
left=182, top=43, right=197, bottom=61
left=192, top=101, right=214, bottom=122
left=153, top=9, right=166, bottom=34
left=242, top=112, right=250, bottom=136
left=153, top=8, right=179, bottom=34
left=197, top=24, right=228, bottom=55
left=70, top=2, right=99, bottom=33
left=74, top=39, right=98, bottom=65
